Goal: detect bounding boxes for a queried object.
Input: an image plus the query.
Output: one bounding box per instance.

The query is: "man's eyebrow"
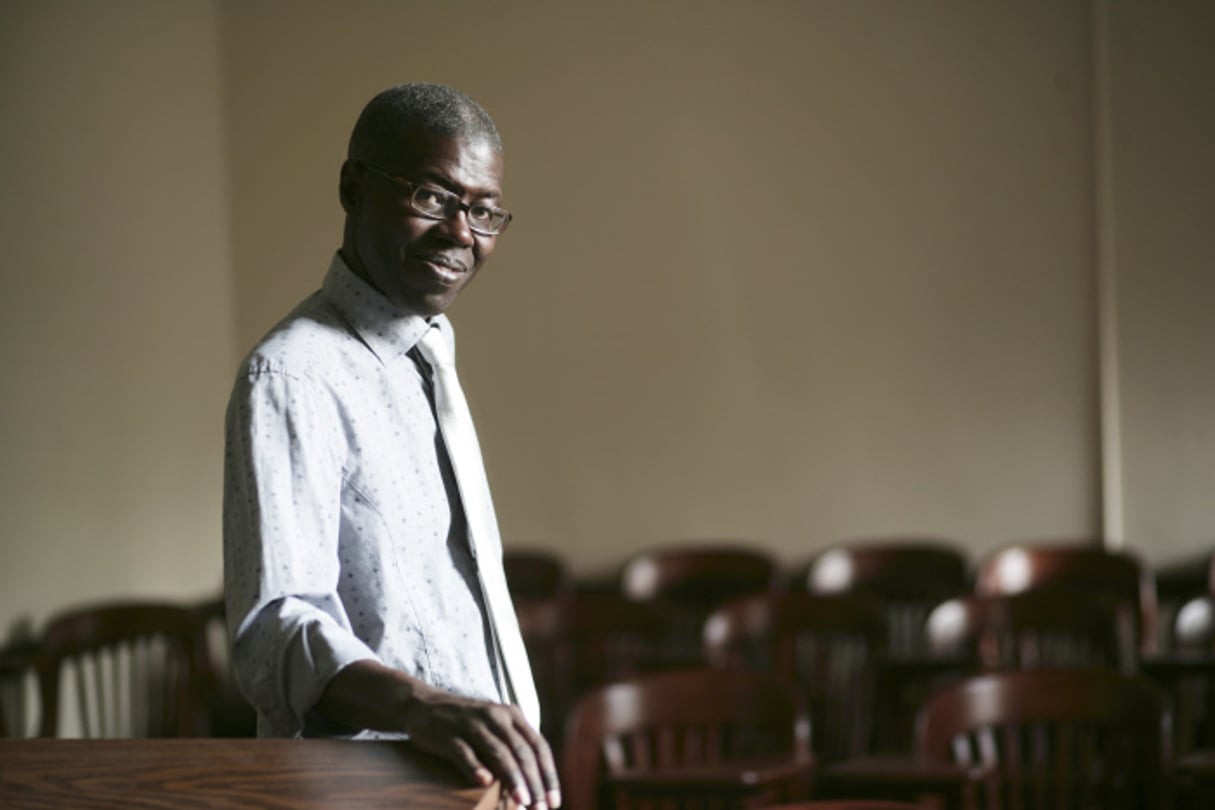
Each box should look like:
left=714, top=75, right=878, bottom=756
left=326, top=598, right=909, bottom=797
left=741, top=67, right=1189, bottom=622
left=416, top=170, right=501, bottom=201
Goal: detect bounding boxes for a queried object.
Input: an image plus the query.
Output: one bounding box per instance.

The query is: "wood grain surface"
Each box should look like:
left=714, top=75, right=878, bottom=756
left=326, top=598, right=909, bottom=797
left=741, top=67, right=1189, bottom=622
left=0, top=738, right=503, bottom=809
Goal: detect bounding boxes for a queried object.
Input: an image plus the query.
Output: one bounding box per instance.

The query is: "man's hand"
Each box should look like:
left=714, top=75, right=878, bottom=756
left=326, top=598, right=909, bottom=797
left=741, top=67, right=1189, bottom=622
left=317, top=660, right=561, bottom=809
left=400, top=680, right=560, bottom=809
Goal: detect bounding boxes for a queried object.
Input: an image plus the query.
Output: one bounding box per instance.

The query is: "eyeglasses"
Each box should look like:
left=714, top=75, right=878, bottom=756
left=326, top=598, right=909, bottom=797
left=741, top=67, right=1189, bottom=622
left=359, top=162, right=512, bottom=236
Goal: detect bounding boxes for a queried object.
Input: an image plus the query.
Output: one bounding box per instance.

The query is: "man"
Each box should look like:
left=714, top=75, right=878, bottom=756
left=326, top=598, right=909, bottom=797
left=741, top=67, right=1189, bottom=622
left=223, top=83, right=559, bottom=810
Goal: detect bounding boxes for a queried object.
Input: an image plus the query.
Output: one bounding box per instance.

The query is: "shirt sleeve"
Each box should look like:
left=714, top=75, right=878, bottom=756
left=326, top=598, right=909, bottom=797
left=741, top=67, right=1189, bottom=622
left=223, top=362, right=378, bottom=736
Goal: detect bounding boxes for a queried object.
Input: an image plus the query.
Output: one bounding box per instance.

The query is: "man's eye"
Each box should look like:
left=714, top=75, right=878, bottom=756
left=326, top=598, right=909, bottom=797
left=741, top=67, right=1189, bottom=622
left=468, top=205, right=493, bottom=223
left=414, top=188, right=447, bottom=208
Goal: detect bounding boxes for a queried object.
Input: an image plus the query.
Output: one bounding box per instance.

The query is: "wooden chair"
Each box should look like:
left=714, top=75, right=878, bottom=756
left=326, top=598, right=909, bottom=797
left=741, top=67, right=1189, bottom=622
left=516, top=593, right=668, bottom=755
left=914, top=668, right=1171, bottom=809
left=763, top=802, right=933, bottom=809
left=1152, top=551, right=1212, bottom=653
left=895, top=591, right=1128, bottom=759
left=974, top=541, right=1157, bottom=655
left=621, top=543, right=779, bottom=668
left=0, top=637, right=40, bottom=738
left=1174, top=594, right=1215, bottom=652
left=1140, top=594, right=1215, bottom=757
left=796, top=540, right=969, bottom=657
left=503, top=548, right=569, bottom=604
left=563, top=668, right=814, bottom=810
left=36, top=601, right=209, bottom=737
left=704, top=593, right=887, bottom=763
left=925, top=591, right=1127, bottom=671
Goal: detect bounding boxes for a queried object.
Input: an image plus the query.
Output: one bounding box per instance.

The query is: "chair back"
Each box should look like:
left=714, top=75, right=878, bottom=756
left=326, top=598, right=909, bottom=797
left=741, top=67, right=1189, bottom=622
left=914, top=669, right=1170, bottom=810
left=763, top=802, right=933, bottom=810
left=503, top=549, right=569, bottom=603
left=799, top=540, right=969, bottom=656
left=1174, top=594, right=1215, bottom=652
left=975, top=541, right=1157, bottom=654
left=563, top=668, right=809, bottom=810
left=37, top=601, right=208, bottom=737
left=517, top=593, right=668, bottom=751
left=704, top=592, right=886, bottom=762
left=621, top=544, right=778, bottom=667
left=621, top=543, right=778, bottom=603
left=925, top=591, right=1127, bottom=670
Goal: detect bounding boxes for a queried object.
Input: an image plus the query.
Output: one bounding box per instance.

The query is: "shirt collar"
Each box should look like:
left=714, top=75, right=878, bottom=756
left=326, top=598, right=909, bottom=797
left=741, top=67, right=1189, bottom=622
left=320, top=252, right=452, bottom=364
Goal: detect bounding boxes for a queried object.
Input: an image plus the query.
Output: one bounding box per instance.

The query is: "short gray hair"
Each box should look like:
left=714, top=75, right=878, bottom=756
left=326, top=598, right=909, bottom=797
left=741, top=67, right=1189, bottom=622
left=347, top=83, right=502, bottom=161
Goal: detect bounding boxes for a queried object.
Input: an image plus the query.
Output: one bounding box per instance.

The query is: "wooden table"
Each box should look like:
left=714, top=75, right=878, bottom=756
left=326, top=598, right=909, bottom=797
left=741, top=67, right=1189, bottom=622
left=0, top=739, right=503, bottom=809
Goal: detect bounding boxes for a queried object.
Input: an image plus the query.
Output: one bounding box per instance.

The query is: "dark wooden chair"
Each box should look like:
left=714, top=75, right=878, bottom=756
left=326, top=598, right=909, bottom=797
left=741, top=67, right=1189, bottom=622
left=974, top=541, right=1157, bottom=655
left=503, top=548, right=569, bottom=604
left=763, top=801, right=933, bottom=806
left=0, top=637, right=40, bottom=738
left=1152, top=551, right=1213, bottom=653
left=763, top=802, right=933, bottom=809
left=1174, top=594, right=1215, bottom=652
left=703, top=592, right=887, bottom=763
left=1140, top=594, right=1215, bottom=758
left=516, top=592, right=668, bottom=755
left=796, top=540, right=970, bottom=657
left=914, top=668, right=1171, bottom=809
left=869, top=589, right=1127, bottom=760
left=36, top=601, right=210, bottom=737
left=924, top=591, right=1127, bottom=671
left=621, top=543, right=779, bottom=668
left=563, top=668, right=814, bottom=810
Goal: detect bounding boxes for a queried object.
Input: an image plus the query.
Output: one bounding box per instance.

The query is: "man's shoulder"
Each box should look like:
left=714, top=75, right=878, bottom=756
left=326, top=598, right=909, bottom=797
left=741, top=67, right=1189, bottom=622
left=238, top=292, right=366, bottom=382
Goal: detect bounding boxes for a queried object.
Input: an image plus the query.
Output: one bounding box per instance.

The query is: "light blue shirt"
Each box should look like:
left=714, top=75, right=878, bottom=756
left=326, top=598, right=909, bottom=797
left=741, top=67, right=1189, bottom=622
left=223, top=253, right=503, bottom=737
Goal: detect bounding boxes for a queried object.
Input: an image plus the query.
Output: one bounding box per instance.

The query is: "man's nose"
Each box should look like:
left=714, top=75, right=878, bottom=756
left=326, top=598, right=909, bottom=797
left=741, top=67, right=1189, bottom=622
left=434, top=209, right=475, bottom=245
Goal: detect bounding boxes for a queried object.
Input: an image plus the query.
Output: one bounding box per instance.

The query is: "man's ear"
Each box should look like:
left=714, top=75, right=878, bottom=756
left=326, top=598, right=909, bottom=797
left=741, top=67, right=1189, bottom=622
left=339, top=159, right=360, bottom=213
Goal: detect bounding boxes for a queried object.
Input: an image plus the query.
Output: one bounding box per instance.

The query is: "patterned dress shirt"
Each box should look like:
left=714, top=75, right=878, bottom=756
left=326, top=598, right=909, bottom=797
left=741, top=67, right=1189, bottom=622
left=223, top=253, right=503, bottom=738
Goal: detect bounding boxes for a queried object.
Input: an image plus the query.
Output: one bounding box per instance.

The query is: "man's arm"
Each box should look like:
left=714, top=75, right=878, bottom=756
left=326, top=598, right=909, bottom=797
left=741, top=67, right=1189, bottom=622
left=225, top=365, right=371, bottom=734
left=317, top=660, right=561, bottom=810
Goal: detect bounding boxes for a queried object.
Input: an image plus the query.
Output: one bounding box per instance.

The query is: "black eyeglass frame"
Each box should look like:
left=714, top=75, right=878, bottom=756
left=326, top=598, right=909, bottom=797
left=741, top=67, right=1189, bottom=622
left=358, top=162, right=513, bottom=236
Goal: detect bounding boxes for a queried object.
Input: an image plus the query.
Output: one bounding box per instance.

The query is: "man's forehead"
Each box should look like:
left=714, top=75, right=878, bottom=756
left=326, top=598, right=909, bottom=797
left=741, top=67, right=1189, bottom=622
left=359, top=128, right=498, bottom=167
left=381, top=135, right=502, bottom=194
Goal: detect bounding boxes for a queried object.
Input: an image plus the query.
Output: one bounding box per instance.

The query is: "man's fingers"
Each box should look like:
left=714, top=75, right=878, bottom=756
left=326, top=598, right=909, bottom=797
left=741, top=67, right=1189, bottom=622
left=463, top=710, right=550, bottom=808
left=468, top=738, right=532, bottom=806
left=515, top=715, right=561, bottom=807
left=505, top=728, right=548, bottom=809
left=444, top=736, right=494, bottom=787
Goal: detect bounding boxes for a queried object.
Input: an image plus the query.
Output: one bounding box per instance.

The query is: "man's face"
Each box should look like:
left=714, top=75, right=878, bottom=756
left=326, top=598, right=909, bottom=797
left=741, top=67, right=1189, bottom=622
left=341, top=132, right=504, bottom=317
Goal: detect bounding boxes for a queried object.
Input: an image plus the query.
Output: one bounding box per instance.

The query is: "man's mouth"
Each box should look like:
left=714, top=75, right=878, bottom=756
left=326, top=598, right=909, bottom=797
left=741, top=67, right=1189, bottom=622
left=421, top=254, right=467, bottom=272
left=409, top=252, right=469, bottom=283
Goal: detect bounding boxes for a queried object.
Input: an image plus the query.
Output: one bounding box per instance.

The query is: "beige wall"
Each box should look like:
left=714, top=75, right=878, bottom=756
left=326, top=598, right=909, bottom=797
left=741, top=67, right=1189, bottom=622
left=1107, top=1, right=1215, bottom=563
left=0, top=0, right=234, bottom=630
left=0, top=1, right=1210, bottom=633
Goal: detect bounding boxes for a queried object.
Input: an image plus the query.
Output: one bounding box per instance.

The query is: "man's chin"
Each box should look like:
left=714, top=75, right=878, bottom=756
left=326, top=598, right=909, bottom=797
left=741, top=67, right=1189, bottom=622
left=392, top=286, right=457, bottom=318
